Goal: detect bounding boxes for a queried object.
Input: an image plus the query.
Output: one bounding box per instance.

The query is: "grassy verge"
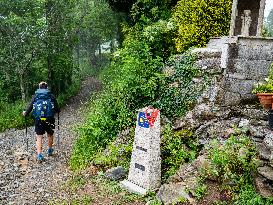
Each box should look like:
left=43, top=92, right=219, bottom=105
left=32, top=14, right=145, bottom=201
left=0, top=101, right=33, bottom=132
left=50, top=172, right=145, bottom=205
left=196, top=133, right=273, bottom=204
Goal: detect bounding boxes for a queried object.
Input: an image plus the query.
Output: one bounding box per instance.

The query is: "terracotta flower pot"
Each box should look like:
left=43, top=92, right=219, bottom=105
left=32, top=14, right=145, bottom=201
left=256, top=93, right=273, bottom=110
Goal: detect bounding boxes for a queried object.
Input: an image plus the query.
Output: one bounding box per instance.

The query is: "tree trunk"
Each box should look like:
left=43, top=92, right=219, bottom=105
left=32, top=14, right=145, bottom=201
left=19, top=73, right=26, bottom=102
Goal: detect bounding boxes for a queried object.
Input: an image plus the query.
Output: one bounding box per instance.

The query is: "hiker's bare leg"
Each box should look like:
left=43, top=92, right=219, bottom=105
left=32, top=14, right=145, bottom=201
left=36, top=135, right=43, bottom=154
left=47, top=133, right=54, bottom=148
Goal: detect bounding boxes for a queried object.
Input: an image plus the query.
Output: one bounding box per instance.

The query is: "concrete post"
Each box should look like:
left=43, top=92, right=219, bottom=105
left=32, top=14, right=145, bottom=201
left=121, top=108, right=161, bottom=195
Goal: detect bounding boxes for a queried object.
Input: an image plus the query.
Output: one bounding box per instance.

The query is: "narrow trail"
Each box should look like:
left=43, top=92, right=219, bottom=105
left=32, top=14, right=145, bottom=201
left=0, top=77, right=101, bottom=205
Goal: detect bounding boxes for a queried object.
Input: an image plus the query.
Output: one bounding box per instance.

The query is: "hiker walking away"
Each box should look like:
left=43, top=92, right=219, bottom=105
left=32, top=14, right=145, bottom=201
left=22, top=82, right=60, bottom=162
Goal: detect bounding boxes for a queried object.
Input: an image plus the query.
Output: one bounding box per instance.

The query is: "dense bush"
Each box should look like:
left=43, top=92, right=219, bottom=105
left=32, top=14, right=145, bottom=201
left=70, top=29, right=205, bottom=170
left=172, top=0, right=232, bottom=52
left=234, top=185, right=273, bottom=205
left=70, top=0, right=233, bottom=172
left=70, top=33, right=164, bottom=170
left=161, top=125, right=201, bottom=181
left=0, top=101, right=33, bottom=132
left=202, top=135, right=258, bottom=188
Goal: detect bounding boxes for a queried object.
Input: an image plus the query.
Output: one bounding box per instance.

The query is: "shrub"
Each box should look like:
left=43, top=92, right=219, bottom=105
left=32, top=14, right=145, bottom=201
left=172, top=0, right=232, bottom=52
left=202, top=135, right=258, bottom=190
left=233, top=185, right=273, bottom=205
left=0, top=101, right=33, bottom=132
left=161, top=124, right=201, bottom=181
left=92, top=128, right=135, bottom=169
left=155, top=53, right=203, bottom=119
left=71, top=28, right=206, bottom=170
left=70, top=34, right=164, bottom=170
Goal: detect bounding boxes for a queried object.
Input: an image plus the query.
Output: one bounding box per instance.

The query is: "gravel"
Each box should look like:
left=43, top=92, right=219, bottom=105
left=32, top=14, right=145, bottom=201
left=0, top=77, right=101, bottom=205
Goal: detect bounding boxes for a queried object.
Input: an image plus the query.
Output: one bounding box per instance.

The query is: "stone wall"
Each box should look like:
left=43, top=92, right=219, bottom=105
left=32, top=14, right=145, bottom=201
left=155, top=37, right=273, bottom=204
left=207, top=36, right=273, bottom=106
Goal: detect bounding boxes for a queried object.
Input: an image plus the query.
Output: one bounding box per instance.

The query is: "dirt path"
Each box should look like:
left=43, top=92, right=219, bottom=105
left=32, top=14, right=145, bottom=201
left=0, top=77, right=101, bottom=205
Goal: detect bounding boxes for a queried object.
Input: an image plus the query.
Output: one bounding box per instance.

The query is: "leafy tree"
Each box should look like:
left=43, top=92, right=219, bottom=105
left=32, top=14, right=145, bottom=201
left=264, top=8, right=273, bottom=37
left=107, top=0, right=137, bottom=13
left=172, top=0, right=232, bottom=52
left=77, top=0, right=119, bottom=69
left=0, top=0, right=45, bottom=101
left=0, top=0, right=120, bottom=103
left=131, top=0, right=179, bottom=24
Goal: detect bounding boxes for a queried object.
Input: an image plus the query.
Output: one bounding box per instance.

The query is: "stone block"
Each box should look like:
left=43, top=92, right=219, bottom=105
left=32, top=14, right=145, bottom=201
left=222, top=91, right=241, bottom=106
left=254, top=176, right=273, bottom=198
left=195, top=58, right=222, bottom=74
left=264, top=133, right=273, bottom=150
left=120, top=180, right=147, bottom=195
left=224, top=78, right=256, bottom=100
left=258, top=166, right=273, bottom=181
left=255, top=142, right=272, bottom=160
left=230, top=59, right=270, bottom=80
left=157, top=182, right=191, bottom=205
left=104, top=166, right=127, bottom=181
left=237, top=42, right=273, bottom=61
left=121, top=108, right=161, bottom=194
left=191, top=48, right=221, bottom=59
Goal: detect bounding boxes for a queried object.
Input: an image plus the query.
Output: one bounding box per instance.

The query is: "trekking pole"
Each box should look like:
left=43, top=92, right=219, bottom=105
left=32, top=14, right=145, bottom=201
left=25, top=116, right=28, bottom=151
left=57, top=112, right=60, bottom=149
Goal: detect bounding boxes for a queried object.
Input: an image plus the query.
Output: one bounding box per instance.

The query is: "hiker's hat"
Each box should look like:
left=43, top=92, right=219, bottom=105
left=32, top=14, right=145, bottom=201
left=39, top=81, right=48, bottom=89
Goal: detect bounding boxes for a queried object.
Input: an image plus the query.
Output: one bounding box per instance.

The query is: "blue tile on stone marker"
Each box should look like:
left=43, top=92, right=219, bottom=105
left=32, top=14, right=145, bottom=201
left=138, top=112, right=149, bottom=128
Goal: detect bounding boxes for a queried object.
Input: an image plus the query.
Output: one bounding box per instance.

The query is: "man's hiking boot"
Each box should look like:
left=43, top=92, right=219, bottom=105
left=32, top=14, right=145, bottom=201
left=47, top=148, right=54, bottom=156
left=37, top=154, right=44, bottom=162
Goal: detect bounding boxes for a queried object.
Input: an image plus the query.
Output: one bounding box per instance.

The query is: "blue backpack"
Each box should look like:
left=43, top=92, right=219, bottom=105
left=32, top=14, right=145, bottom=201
left=33, top=89, right=55, bottom=119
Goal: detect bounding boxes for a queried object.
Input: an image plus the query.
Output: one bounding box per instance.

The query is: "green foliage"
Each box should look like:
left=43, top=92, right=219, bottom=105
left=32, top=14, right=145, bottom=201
left=70, top=33, right=164, bottom=170
left=264, top=8, right=273, bottom=37
left=172, top=0, right=232, bottom=52
left=131, top=0, right=179, bottom=24
left=161, top=124, right=201, bottom=181
left=199, top=134, right=273, bottom=203
left=92, top=129, right=134, bottom=169
left=71, top=35, right=204, bottom=170
left=0, top=101, right=33, bottom=132
left=233, top=185, right=273, bottom=205
left=252, top=64, right=273, bottom=94
left=57, top=78, right=81, bottom=108
left=202, top=135, right=258, bottom=190
left=107, top=0, right=137, bottom=13
left=195, top=183, right=207, bottom=200
left=155, top=53, right=201, bottom=118
left=0, top=0, right=120, bottom=104
left=71, top=0, right=218, bottom=172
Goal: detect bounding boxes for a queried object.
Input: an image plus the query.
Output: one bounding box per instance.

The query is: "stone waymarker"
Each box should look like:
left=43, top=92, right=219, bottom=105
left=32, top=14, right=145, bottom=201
left=121, top=108, right=161, bottom=195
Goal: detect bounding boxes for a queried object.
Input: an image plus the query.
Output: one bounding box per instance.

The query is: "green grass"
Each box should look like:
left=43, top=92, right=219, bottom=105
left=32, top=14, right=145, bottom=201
left=51, top=172, right=145, bottom=205
left=0, top=101, right=33, bottom=132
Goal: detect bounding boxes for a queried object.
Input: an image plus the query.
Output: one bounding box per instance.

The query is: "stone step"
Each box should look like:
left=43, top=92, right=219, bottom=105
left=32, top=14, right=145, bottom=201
left=191, top=48, right=222, bottom=59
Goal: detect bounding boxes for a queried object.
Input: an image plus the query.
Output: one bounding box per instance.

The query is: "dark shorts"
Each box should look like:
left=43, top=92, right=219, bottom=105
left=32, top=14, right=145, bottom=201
left=35, top=118, right=55, bottom=135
